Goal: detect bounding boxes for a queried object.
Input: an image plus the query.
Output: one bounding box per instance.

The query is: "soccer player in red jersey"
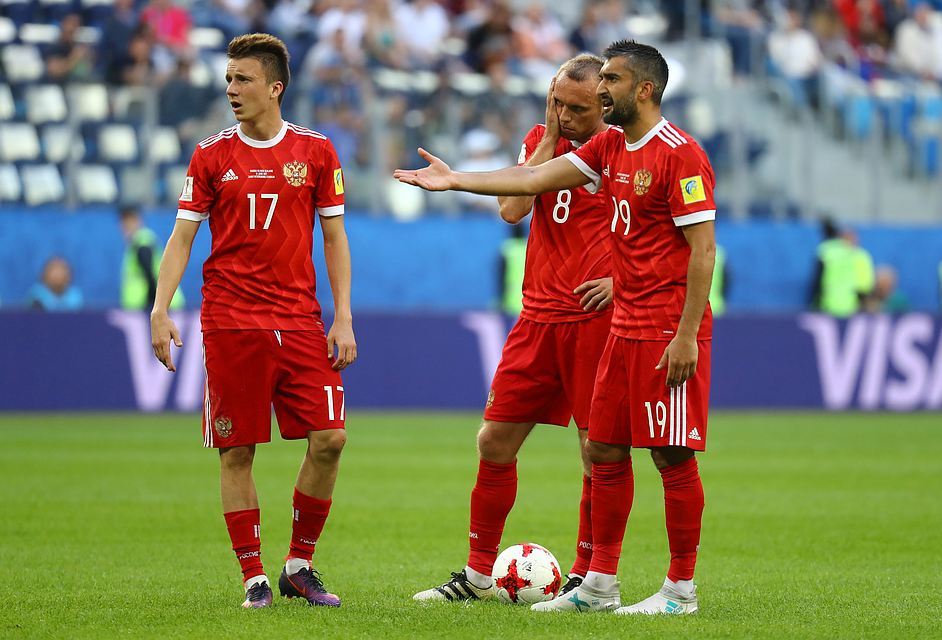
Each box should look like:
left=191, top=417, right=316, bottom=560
left=395, top=40, right=715, bottom=615
left=150, top=34, right=356, bottom=610
left=413, top=54, right=614, bottom=603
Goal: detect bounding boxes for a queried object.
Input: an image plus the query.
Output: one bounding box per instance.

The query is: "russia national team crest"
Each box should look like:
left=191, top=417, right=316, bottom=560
left=634, top=169, right=652, bottom=195
left=214, top=417, right=233, bottom=439
left=283, top=161, right=308, bottom=187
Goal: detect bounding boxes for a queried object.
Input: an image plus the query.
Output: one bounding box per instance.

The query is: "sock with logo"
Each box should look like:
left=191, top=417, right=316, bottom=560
left=467, top=459, right=517, bottom=576
left=569, top=473, right=593, bottom=577
left=587, top=458, right=633, bottom=576
left=223, top=508, right=264, bottom=583
left=660, top=457, right=704, bottom=582
left=287, top=489, right=331, bottom=568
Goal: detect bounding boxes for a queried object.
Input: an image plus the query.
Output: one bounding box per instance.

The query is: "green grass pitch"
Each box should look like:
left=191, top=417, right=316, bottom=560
left=1, top=411, right=940, bottom=638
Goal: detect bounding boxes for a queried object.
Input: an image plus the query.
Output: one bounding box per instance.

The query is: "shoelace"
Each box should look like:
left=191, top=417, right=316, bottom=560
left=296, top=568, right=327, bottom=593
left=246, top=582, right=269, bottom=601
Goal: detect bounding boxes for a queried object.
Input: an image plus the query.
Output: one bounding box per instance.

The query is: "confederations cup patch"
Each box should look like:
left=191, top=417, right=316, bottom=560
left=634, top=169, right=652, bottom=195
left=283, top=161, right=308, bottom=187
left=214, top=417, right=233, bottom=439
left=486, top=390, right=495, bottom=408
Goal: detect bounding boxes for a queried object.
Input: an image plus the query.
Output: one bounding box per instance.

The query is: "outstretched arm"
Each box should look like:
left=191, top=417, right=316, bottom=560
left=394, top=148, right=590, bottom=197
left=150, top=219, right=199, bottom=372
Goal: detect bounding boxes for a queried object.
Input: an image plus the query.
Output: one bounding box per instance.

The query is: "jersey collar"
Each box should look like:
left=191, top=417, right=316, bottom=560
left=624, top=117, right=667, bottom=152
left=237, top=120, right=288, bottom=148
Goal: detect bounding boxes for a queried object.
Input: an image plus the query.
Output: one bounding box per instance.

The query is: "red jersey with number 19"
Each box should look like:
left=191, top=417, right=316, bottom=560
left=517, top=124, right=611, bottom=323
left=564, top=118, right=715, bottom=341
left=177, top=121, right=344, bottom=331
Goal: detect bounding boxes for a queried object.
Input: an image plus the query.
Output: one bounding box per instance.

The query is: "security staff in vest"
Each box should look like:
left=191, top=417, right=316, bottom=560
left=810, top=219, right=870, bottom=317
left=120, top=207, right=183, bottom=310
left=498, top=223, right=526, bottom=316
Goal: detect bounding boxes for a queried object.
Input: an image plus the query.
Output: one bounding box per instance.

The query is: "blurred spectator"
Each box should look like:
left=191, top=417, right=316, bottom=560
left=116, top=31, right=158, bottom=86
left=453, top=128, right=513, bottom=211
left=364, top=0, right=408, bottom=69
left=46, top=14, right=94, bottom=82
left=140, top=0, right=192, bottom=52
left=512, top=3, right=569, bottom=78
left=864, top=265, right=909, bottom=313
left=570, top=0, right=628, bottom=55
left=768, top=9, right=823, bottom=109
left=498, top=222, right=525, bottom=315
left=100, top=0, right=139, bottom=84
left=28, top=257, right=83, bottom=312
left=301, top=27, right=365, bottom=108
left=159, top=57, right=215, bottom=129
left=810, top=219, right=866, bottom=317
left=706, top=0, right=768, bottom=76
left=267, top=0, right=319, bottom=55
left=892, top=2, right=942, bottom=80
left=395, top=0, right=450, bottom=69
left=710, top=244, right=729, bottom=316
left=120, top=207, right=182, bottom=310
left=317, top=0, right=366, bottom=63
left=192, top=0, right=260, bottom=43
left=465, top=1, right=515, bottom=73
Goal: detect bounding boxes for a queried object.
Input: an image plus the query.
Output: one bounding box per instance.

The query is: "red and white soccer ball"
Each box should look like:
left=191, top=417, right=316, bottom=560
left=492, top=543, right=562, bottom=605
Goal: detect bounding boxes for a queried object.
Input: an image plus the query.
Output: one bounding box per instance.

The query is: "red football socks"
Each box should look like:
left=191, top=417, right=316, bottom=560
left=660, top=457, right=704, bottom=582
left=287, top=488, right=332, bottom=561
left=467, top=459, right=517, bottom=575
left=569, top=474, right=593, bottom=577
left=223, top=508, right=264, bottom=582
left=587, top=458, right=634, bottom=576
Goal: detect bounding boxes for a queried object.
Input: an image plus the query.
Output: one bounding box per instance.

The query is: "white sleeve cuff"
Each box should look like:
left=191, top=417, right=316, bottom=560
left=562, top=152, right=601, bottom=194
left=317, top=204, right=345, bottom=217
left=177, top=208, right=208, bottom=222
left=673, top=209, right=716, bottom=226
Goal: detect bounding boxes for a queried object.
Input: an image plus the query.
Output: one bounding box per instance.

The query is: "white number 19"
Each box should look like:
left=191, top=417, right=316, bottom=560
left=644, top=400, right=667, bottom=438
left=248, top=193, right=279, bottom=230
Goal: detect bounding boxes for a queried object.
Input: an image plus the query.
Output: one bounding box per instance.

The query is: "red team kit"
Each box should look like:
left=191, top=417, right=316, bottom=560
left=176, top=121, right=347, bottom=448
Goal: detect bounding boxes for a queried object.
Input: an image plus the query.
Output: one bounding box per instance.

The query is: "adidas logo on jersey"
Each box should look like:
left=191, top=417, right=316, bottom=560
left=221, top=168, right=239, bottom=182
left=688, top=427, right=702, bottom=441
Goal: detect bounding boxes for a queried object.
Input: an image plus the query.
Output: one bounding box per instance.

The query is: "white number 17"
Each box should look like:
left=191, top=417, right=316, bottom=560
left=248, top=193, right=278, bottom=230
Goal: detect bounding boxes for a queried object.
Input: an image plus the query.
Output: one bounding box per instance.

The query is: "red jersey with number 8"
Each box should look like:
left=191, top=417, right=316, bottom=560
left=518, top=124, right=611, bottom=323
left=564, top=118, right=716, bottom=341
left=177, top=121, right=344, bottom=331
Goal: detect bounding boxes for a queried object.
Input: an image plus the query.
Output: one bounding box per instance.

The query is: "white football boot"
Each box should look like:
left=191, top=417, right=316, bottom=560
left=614, top=578, right=698, bottom=615
left=413, top=570, right=496, bottom=602
left=530, top=581, right=621, bottom=612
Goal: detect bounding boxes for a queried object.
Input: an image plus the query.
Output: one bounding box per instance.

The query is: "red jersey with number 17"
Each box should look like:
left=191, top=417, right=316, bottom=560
left=177, top=121, right=345, bottom=331
left=564, top=118, right=716, bottom=341
left=517, top=124, right=611, bottom=323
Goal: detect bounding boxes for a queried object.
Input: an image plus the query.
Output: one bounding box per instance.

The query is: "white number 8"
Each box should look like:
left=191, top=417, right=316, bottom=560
left=552, top=189, right=571, bottom=223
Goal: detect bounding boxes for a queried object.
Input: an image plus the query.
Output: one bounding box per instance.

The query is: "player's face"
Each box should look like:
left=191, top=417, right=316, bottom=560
left=552, top=75, right=603, bottom=143
left=225, top=57, right=281, bottom=123
left=597, top=57, right=641, bottom=126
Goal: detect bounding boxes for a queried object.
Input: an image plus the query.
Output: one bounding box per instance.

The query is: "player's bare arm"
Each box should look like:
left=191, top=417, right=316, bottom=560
left=150, top=218, right=200, bottom=372
left=497, top=79, right=563, bottom=223
left=574, top=277, right=613, bottom=312
left=394, top=148, right=588, bottom=197
left=656, top=221, right=716, bottom=387
left=320, top=214, right=356, bottom=371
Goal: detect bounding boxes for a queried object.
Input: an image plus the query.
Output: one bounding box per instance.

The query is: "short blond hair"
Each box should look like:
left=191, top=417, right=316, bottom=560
left=558, top=53, right=604, bottom=83
left=227, top=33, right=291, bottom=104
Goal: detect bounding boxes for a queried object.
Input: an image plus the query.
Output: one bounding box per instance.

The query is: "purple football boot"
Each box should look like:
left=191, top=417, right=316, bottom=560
left=241, top=581, right=273, bottom=609
left=279, top=567, right=341, bottom=607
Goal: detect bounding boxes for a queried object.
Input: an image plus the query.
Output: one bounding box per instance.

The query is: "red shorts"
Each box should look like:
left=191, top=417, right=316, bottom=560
left=201, top=329, right=344, bottom=448
left=589, top=336, right=711, bottom=450
left=484, top=313, right=611, bottom=429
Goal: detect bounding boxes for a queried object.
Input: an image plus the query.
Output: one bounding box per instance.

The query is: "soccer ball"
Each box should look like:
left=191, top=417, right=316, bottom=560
left=492, top=543, right=562, bottom=605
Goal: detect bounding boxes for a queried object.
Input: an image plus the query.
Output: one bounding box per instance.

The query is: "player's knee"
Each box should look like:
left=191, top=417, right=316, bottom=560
left=650, top=446, right=694, bottom=470
left=309, top=430, right=346, bottom=461
left=476, top=423, right=516, bottom=463
left=585, top=439, right=627, bottom=465
left=219, top=445, right=255, bottom=471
